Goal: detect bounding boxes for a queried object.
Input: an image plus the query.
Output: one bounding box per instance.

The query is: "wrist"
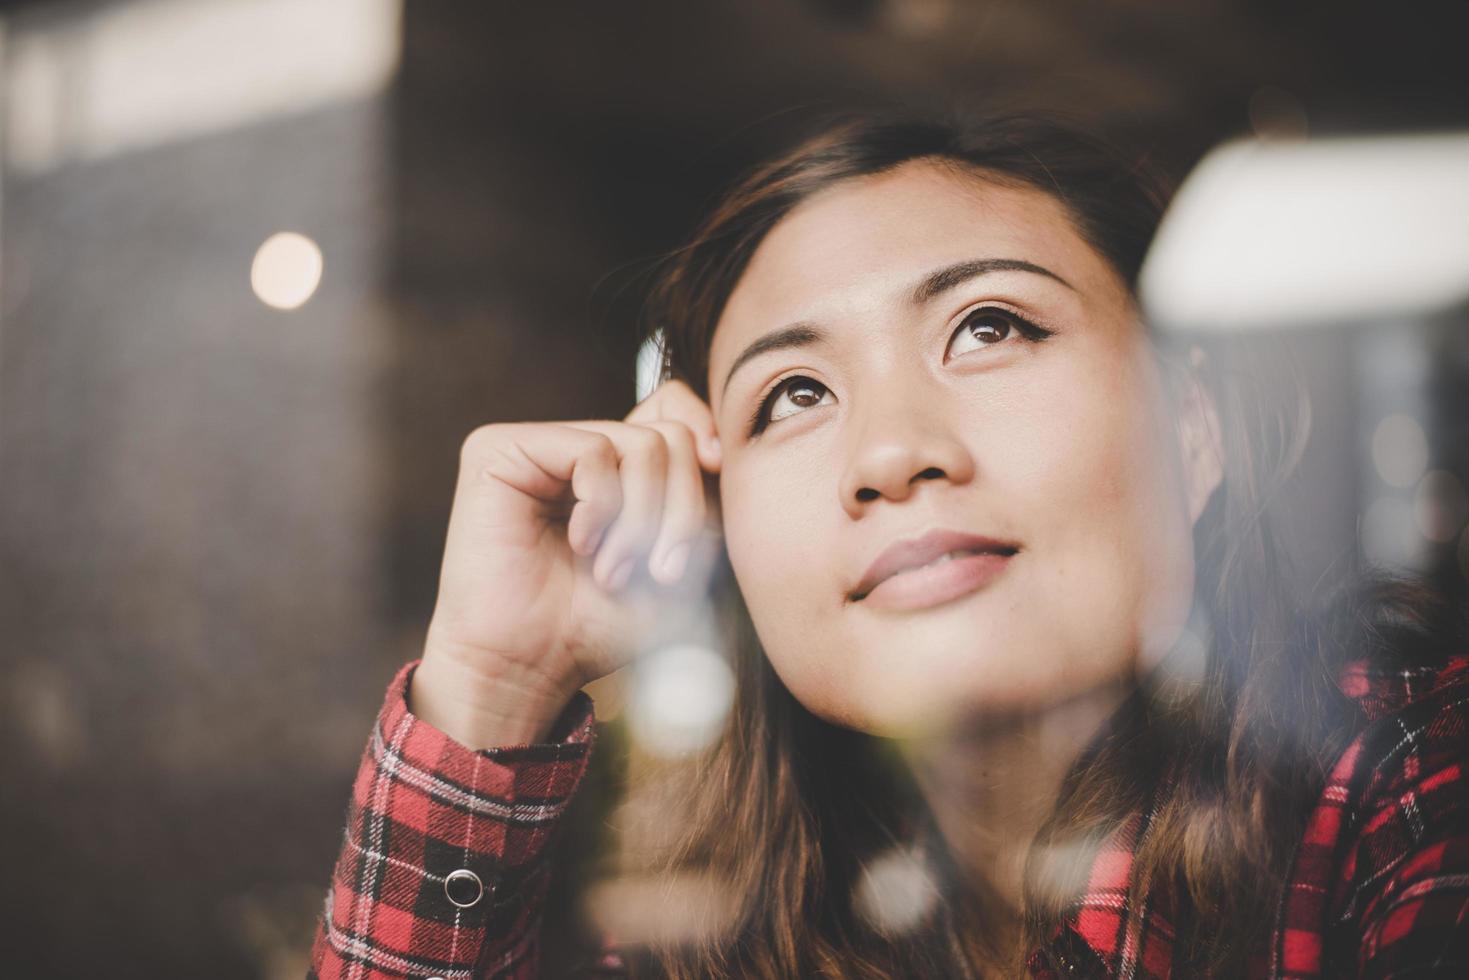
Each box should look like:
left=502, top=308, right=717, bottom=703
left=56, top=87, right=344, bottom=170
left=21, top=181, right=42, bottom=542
left=411, top=641, right=583, bottom=749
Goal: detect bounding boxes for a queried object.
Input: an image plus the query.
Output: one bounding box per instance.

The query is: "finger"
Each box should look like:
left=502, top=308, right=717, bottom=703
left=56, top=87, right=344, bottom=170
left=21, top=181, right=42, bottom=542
left=695, top=431, right=722, bottom=474
left=626, top=379, right=722, bottom=474
left=557, top=421, right=668, bottom=590
left=633, top=420, right=707, bottom=584
left=460, top=423, right=622, bottom=558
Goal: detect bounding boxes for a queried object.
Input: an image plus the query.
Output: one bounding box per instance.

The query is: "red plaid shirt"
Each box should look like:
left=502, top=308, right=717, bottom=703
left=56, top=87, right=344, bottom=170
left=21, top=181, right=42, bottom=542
left=310, top=654, right=1469, bottom=978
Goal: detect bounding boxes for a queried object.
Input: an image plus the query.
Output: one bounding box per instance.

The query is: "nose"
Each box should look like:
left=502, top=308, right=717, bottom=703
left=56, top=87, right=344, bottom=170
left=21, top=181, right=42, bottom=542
left=838, top=386, right=976, bottom=518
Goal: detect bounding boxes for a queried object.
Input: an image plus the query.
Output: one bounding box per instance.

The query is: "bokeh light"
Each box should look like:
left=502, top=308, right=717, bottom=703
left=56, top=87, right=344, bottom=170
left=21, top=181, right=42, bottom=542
left=582, top=872, right=738, bottom=946
left=1414, top=470, right=1469, bottom=544
left=852, top=844, right=940, bottom=937
left=1371, top=413, right=1429, bottom=488
left=250, top=231, right=324, bottom=310
left=627, top=643, right=735, bottom=757
left=1362, top=494, right=1421, bottom=569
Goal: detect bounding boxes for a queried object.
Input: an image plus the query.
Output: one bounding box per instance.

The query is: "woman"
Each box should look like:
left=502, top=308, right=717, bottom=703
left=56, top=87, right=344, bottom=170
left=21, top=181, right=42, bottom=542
left=310, top=113, right=1469, bottom=978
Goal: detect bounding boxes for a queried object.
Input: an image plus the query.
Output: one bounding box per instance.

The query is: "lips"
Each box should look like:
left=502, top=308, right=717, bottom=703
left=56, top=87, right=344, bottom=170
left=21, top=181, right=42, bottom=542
left=849, top=528, right=1020, bottom=602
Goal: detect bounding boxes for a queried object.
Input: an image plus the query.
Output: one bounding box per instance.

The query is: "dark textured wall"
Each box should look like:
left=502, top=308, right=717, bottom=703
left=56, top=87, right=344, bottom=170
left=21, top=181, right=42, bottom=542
left=0, top=98, right=397, bottom=974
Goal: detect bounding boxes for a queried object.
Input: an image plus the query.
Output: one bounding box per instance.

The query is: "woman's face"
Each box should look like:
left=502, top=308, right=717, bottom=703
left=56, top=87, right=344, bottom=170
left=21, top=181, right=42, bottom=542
left=705, top=159, right=1219, bottom=734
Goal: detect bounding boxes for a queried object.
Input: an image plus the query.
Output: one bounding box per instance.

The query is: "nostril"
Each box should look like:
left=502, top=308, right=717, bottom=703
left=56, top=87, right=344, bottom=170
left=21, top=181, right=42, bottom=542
left=913, top=467, right=945, bottom=482
left=856, top=487, right=880, bottom=502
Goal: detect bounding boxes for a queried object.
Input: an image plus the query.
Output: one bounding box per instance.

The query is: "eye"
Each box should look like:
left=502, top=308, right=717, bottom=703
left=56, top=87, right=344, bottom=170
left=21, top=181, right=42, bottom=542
left=748, top=375, right=833, bottom=436
left=946, top=307, right=1052, bottom=360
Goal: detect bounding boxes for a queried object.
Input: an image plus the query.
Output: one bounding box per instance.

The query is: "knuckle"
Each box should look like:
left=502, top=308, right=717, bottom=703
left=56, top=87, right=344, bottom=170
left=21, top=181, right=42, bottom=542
left=642, top=420, right=697, bottom=458
left=651, top=418, right=696, bottom=442
left=587, top=430, right=619, bottom=463
left=459, top=423, right=503, bottom=462
left=625, top=425, right=670, bottom=464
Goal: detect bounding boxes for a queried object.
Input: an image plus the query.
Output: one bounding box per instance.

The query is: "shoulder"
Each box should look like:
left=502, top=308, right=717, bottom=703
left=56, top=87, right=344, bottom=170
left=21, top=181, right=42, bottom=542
left=1318, top=575, right=1469, bottom=835
left=1302, top=579, right=1469, bottom=975
left=1323, top=661, right=1469, bottom=975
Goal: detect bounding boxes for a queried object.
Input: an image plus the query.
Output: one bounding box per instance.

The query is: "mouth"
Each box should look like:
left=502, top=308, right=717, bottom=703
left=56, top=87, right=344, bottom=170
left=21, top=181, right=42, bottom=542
left=849, top=530, right=1020, bottom=609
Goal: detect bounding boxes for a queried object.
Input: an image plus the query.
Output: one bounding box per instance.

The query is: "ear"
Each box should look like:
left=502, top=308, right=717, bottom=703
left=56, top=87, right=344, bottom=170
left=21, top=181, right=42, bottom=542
left=1174, top=346, right=1225, bottom=526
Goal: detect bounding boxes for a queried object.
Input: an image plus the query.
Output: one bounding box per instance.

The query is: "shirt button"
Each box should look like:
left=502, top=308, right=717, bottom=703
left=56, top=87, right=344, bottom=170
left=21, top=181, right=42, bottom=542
left=444, top=868, right=485, bottom=909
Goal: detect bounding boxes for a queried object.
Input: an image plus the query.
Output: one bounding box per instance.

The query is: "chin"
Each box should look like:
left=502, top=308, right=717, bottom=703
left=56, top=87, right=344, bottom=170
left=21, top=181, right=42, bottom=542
left=809, top=647, right=1015, bottom=737
left=842, top=627, right=1129, bottom=735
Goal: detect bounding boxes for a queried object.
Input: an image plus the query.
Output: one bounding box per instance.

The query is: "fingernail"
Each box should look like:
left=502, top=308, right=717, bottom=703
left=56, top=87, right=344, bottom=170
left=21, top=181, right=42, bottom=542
left=610, top=556, right=636, bottom=590
left=660, top=542, right=690, bottom=582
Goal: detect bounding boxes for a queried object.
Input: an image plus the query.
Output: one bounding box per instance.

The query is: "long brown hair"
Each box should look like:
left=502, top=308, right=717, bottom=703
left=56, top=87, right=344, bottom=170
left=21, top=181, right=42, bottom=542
left=608, top=110, right=1455, bottom=977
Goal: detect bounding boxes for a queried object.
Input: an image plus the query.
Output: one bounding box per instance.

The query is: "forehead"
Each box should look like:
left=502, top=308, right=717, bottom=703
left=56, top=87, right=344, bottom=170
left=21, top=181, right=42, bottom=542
left=706, top=159, right=1120, bottom=401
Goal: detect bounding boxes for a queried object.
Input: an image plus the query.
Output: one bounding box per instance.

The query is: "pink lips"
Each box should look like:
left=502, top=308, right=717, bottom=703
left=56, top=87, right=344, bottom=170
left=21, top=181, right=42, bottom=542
left=850, top=528, right=1019, bottom=611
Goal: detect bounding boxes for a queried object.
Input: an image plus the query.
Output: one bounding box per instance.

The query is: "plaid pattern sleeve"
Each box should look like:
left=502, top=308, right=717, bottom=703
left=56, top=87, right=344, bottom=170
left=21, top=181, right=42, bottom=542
left=309, top=659, right=597, bottom=980
left=1333, top=665, right=1469, bottom=977
left=1273, top=656, right=1469, bottom=979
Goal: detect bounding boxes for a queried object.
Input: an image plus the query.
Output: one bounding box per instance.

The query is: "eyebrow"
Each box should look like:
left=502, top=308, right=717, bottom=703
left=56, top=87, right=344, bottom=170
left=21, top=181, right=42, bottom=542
left=720, top=257, right=1074, bottom=400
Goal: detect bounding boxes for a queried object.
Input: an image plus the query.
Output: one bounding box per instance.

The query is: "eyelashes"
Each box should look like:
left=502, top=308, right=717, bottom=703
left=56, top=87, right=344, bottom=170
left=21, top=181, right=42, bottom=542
left=745, top=306, right=1053, bottom=438
left=747, top=376, right=830, bottom=436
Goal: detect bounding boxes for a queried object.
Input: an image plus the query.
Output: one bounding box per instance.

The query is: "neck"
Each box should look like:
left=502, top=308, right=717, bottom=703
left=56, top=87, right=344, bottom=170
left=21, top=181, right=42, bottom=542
left=900, top=679, right=1132, bottom=915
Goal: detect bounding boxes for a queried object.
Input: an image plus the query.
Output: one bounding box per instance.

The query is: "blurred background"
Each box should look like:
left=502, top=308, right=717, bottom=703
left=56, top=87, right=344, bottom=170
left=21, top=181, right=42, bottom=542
left=0, top=0, right=1466, bottom=975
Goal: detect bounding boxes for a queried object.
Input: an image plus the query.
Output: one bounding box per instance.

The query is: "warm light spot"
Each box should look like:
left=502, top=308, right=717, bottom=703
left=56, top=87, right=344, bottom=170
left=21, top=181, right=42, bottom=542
left=1372, top=414, right=1429, bottom=489
left=885, top=0, right=953, bottom=36
left=250, top=231, right=323, bottom=310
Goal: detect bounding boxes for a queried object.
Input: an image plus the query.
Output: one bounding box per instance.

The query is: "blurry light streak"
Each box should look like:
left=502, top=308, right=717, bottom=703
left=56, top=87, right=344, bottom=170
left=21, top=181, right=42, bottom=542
left=853, top=844, right=940, bottom=936
left=251, top=232, right=323, bottom=310
left=1141, top=132, right=1469, bottom=331
left=1372, top=413, right=1430, bottom=489
left=627, top=643, right=735, bottom=758
left=3, top=0, right=401, bottom=175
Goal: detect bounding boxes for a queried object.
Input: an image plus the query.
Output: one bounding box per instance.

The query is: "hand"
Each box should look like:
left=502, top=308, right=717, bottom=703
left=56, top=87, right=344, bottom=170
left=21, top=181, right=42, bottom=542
left=410, top=378, right=723, bottom=748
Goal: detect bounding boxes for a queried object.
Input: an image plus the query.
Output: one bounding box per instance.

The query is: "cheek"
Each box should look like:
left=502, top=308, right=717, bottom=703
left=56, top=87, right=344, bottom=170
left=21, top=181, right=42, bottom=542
left=1000, top=344, right=1195, bottom=649
left=720, top=463, right=815, bottom=612
left=719, top=459, right=844, bottom=701
left=991, top=336, right=1176, bottom=521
